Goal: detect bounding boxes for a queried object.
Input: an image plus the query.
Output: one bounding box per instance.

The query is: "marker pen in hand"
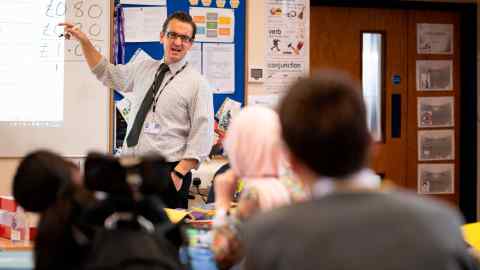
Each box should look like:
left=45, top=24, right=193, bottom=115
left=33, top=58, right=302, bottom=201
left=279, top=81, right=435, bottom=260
left=58, top=25, right=77, bottom=39
left=58, top=33, right=71, bottom=39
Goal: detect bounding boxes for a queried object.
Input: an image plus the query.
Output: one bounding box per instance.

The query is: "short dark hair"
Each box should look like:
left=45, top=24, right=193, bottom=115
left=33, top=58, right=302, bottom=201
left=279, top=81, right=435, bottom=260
left=162, top=11, right=197, bottom=41
left=13, top=150, right=76, bottom=212
left=278, top=71, right=371, bottom=179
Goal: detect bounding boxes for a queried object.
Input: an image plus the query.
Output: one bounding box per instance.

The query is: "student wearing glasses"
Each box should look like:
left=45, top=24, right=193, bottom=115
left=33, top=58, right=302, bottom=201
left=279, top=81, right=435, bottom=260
left=60, top=11, right=214, bottom=209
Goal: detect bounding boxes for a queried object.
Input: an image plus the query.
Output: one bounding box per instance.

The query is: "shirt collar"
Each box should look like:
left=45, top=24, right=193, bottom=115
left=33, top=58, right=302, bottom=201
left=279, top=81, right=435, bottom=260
left=312, top=168, right=381, bottom=199
left=162, top=57, right=188, bottom=74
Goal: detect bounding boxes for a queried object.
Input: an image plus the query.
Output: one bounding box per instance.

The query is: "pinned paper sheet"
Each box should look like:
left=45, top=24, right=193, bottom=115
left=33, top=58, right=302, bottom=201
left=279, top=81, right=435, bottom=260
left=187, top=43, right=203, bottom=74
left=123, top=6, right=167, bottom=42
left=129, top=48, right=155, bottom=66
left=203, top=43, right=235, bottom=93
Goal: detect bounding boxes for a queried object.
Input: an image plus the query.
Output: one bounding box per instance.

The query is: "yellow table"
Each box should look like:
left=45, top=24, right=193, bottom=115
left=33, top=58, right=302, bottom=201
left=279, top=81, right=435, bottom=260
left=0, top=238, right=32, bottom=251
left=462, top=222, right=480, bottom=249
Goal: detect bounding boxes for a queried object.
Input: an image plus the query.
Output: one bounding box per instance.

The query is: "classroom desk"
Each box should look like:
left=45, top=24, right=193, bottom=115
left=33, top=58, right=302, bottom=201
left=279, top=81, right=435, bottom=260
left=0, top=251, right=32, bottom=270
left=463, top=222, right=480, bottom=250
left=0, top=239, right=32, bottom=252
left=0, top=238, right=32, bottom=270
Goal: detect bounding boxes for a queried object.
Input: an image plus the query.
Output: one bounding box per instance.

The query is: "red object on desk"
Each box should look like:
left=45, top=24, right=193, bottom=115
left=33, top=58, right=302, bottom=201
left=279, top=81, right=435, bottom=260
left=0, top=225, right=36, bottom=241
left=0, top=196, right=17, bottom=212
left=187, top=219, right=213, bottom=229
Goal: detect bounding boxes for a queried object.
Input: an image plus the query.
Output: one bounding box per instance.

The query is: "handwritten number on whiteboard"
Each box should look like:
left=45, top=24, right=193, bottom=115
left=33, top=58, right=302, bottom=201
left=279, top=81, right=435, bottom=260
left=74, top=44, right=85, bottom=56
left=42, top=23, right=50, bottom=37
left=88, top=4, right=103, bottom=19
left=41, top=1, right=105, bottom=60
left=40, top=43, right=49, bottom=58
left=89, top=24, right=101, bottom=37
left=56, top=1, right=66, bottom=17
left=45, top=0, right=55, bottom=17
left=74, top=1, right=85, bottom=17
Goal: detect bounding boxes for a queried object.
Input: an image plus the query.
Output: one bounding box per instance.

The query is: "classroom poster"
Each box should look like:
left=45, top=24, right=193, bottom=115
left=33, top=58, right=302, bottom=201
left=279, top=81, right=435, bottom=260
left=190, top=7, right=234, bottom=43
left=263, top=0, right=309, bottom=97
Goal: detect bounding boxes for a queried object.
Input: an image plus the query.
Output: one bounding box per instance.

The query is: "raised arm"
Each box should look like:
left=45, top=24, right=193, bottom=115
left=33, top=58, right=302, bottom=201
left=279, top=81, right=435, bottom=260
left=59, top=22, right=102, bottom=70
left=59, top=22, right=136, bottom=92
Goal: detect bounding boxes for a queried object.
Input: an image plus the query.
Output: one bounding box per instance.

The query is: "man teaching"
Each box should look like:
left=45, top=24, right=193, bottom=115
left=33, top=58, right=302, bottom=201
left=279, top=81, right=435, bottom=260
left=61, top=11, right=214, bottom=209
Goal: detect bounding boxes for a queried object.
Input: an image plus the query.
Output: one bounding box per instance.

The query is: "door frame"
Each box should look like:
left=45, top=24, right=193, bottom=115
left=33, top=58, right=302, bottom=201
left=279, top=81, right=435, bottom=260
left=310, top=0, right=477, bottom=222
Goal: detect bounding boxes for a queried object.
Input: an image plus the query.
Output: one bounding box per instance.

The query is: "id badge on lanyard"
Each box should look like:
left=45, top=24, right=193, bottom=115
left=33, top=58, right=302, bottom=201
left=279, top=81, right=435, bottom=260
left=144, top=104, right=161, bottom=135
left=144, top=121, right=160, bottom=135
left=145, top=63, right=187, bottom=135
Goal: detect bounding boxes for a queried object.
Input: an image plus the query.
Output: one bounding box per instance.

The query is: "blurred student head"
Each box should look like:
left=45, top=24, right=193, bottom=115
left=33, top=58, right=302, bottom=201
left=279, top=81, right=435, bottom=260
left=224, top=106, right=284, bottom=179
left=13, top=150, right=93, bottom=270
left=218, top=106, right=291, bottom=212
left=279, top=71, right=371, bottom=183
left=13, top=150, right=82, bottom=213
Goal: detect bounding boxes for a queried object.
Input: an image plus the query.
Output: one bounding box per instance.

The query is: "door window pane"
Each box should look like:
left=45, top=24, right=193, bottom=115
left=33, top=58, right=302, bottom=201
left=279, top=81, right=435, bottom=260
left=362, top=33, right=383, bottom=141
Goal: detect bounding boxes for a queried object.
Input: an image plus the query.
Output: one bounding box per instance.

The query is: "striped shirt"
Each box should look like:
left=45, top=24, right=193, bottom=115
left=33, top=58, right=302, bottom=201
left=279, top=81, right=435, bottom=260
left=92, top=56, right=214, bottom=163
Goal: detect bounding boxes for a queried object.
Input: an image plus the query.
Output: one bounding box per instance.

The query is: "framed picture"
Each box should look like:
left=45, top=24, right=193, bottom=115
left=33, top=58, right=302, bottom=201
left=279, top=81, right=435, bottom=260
left=417, top=97, right=454, bottom=128
left=418, top=163, right=454, bottom=194
left=416, top=60, right=453, bottom=91
left=418, top=130, right=454, bottom=161
left=417, top=23, right=453, bottom=55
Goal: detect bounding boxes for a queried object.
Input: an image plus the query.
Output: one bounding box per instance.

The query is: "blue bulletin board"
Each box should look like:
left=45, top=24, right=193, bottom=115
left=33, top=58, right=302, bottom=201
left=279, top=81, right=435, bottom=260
left=113, top=0, right=246, bottom=150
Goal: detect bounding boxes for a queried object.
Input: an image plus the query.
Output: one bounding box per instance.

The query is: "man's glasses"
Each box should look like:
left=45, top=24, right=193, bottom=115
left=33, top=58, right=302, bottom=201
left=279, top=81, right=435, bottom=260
left=166, top=31, right=193, bottom=43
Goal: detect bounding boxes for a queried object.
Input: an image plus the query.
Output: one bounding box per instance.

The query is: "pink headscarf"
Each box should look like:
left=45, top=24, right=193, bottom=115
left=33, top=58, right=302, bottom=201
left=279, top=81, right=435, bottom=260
left=224, top=106, right=291, bottom=211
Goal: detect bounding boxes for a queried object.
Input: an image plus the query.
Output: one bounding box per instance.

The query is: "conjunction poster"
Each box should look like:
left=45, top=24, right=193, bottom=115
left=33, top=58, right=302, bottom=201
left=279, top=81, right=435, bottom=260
left=262, top=0, right=309, bottom=101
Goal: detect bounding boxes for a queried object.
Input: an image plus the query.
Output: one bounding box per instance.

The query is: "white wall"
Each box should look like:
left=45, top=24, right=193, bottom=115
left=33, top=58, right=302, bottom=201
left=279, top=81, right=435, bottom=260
left=246, top=0, right=266, bottom=96
left=0, top=159, right=20, bottom=195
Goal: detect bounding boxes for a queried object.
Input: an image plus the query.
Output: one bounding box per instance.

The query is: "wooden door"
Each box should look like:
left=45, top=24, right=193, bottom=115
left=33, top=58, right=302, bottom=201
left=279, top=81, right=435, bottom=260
left=311, top=7, right=409, bottom=186
left=310, top=6, right=461, bottom=205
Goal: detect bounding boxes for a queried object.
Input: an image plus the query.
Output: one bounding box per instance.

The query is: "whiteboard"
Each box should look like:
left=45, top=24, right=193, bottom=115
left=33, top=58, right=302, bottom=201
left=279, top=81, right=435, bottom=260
left=0, top=0, right=111, bottom=157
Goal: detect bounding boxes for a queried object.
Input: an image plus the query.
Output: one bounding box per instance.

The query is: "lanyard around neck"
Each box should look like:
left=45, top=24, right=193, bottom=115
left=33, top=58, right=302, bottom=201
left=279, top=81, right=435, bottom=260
left=152, top=62, right=188, bottom=113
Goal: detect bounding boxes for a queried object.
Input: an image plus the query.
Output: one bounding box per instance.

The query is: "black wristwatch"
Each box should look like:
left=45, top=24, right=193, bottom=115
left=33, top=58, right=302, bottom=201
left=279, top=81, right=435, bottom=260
left=172, top=169, right=186, bottom=179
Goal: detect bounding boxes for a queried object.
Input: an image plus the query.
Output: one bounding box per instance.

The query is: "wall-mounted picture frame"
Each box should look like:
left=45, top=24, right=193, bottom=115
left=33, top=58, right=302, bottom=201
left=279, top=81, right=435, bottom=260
left=416, top=60, right=453, bottom=91
left=417, top=23, right=453, bottom=55
left=417, top=97, right=454, bottom=128
left=418, top=163, right=454, bottom=194
left=418, top=129, right=454, bottom=161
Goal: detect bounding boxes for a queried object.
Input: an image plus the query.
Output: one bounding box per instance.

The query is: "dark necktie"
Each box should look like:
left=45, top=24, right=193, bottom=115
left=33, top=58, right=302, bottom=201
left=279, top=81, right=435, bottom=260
left=126, top=63, right=169, bottom=147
